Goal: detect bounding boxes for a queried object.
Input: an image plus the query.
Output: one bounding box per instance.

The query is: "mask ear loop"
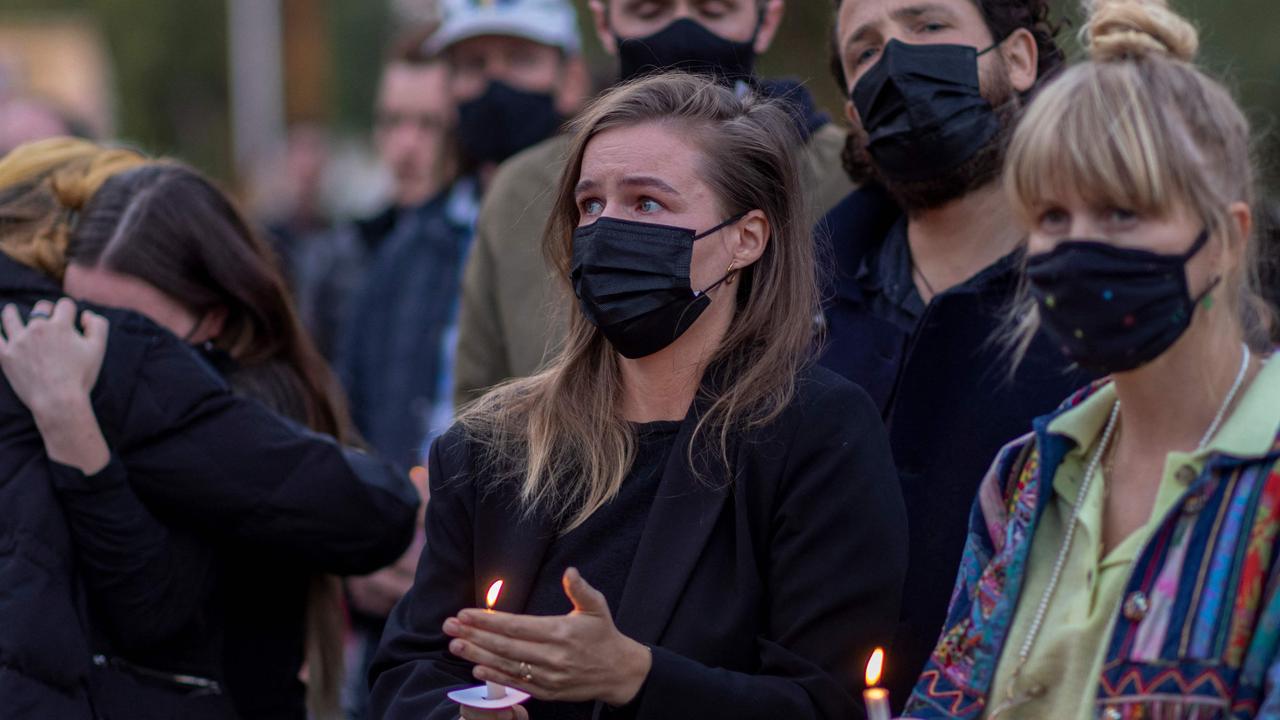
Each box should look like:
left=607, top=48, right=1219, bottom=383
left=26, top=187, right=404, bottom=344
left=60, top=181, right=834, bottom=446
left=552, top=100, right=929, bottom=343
left=1182, top=228, right=1221, bottom=308
left=748, top=4, right=766, bottom=46
left=977, top=27, right=1015, bottom=57
left=692, top=212, right=750, bottom=297
left=693, top=211, right=750, bottom=240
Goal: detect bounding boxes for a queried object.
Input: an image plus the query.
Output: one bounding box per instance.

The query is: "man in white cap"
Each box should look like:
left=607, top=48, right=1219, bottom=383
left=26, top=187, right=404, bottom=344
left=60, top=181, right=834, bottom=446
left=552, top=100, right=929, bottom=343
left=336, top=9, right=586, bottom=711
left=452, top=0, right=854, bottom=407
left=430, top=0, right=590, bottom=184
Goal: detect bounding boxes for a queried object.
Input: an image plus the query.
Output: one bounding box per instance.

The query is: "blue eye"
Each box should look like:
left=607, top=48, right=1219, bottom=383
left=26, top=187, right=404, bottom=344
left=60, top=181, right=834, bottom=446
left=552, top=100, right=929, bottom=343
left=580, top=199, right=604, bottom=216
left=1108, top=207, right=1137, bottom=223
left=638, top=198, right=662, bottom=214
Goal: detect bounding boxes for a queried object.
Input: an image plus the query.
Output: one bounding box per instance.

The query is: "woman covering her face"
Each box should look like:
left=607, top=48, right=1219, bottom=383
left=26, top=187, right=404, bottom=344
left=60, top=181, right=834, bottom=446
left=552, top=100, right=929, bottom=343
left=370, top=73, right=909, bottom=720
left=906, top=1, right=1280, bottom=718
left=0, top=139, right=418, bottom=719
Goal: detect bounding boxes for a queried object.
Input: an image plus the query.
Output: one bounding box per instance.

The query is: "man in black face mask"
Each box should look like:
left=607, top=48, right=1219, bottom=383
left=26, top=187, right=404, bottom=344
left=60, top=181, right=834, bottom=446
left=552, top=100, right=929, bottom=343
left=453, top=0, right=854, bottom=407
left=817, top=0, right=1093, bottom=709
left=429, top=0, right=591, bottom=183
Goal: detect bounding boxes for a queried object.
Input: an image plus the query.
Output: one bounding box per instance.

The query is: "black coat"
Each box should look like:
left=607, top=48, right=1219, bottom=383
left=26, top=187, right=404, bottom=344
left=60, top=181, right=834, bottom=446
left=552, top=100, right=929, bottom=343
left=0, top=255, right=419, bottom=718
left=816, top=187, right=1094, bottom=708
left=369, top=365, right=908, bottom=720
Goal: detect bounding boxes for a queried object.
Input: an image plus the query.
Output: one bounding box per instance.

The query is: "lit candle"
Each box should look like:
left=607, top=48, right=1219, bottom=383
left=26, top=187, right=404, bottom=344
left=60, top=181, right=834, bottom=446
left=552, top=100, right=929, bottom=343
left=484, top=580, right=507, bottom=700
left=864, top=647, right=891, bottom=720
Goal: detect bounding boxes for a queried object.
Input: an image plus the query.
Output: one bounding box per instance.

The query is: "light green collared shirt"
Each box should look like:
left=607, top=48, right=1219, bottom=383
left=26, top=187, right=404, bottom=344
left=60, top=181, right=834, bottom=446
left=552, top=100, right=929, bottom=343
left=985, top=356, right=1280, bottom=720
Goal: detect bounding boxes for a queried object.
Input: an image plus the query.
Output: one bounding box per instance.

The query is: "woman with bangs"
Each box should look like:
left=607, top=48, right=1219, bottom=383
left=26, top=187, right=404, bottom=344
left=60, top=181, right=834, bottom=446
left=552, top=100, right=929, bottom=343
left=905, top=1, right=1280, bottom=718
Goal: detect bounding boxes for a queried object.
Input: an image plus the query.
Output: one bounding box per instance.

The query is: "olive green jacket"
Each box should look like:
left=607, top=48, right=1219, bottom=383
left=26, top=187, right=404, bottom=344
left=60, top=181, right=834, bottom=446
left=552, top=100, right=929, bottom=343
left=452, top=121, right=852, bottom=407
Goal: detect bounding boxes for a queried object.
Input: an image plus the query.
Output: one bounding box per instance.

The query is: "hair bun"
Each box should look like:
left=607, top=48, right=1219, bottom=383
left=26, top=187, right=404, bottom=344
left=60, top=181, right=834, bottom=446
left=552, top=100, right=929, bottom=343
left=1084, top=0, right=1199, bottom=63
left=49, top=147, right=146, bottom=213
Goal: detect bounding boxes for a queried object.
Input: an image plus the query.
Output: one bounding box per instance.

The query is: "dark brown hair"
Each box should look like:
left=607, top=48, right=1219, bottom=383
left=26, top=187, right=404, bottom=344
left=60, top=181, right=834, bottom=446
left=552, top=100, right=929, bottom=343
left=68, top=163, right=356, bottom=441
left=66, top=162, right=352, bottom=715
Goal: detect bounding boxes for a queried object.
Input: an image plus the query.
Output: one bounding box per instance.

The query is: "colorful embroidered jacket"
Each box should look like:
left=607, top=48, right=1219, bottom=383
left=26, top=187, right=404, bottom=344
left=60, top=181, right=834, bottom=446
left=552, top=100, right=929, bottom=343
left=905, top=381, right=1280, bottom=719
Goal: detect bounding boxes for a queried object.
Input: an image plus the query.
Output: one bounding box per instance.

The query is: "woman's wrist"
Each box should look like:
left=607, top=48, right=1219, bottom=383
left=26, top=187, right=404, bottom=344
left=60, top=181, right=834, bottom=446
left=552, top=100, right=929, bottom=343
left=605, top=638, right=652, bottom=707
left=32, top=394, right=111, bottom=475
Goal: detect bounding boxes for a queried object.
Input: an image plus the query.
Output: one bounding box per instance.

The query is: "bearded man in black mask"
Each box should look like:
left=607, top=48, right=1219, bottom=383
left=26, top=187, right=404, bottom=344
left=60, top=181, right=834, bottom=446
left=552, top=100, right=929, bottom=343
left=452, top=0, right=854, bottom=406
left=818, top=0, right=1092, bottom=709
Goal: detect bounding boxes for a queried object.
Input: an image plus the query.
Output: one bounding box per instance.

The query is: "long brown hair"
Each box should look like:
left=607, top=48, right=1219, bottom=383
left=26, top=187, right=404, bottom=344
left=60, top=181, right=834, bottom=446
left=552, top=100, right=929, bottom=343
left=67, top=162, right=351, bottom=717
left=459, top=73, right=817, bottom=532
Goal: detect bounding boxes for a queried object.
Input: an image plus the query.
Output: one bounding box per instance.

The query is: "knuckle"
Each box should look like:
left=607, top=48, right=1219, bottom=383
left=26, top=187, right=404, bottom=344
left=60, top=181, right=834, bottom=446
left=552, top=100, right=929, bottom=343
left=551, top=649, right=572, bottom=669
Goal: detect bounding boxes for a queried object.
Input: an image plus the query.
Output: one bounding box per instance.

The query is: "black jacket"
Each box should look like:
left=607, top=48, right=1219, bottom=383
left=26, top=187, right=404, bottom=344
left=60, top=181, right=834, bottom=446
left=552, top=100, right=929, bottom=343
left=0, top=255, right=419, bottom=718
left=816, top=187, right=1094, bottom=708
left=369, top=365, right=908, bottom=720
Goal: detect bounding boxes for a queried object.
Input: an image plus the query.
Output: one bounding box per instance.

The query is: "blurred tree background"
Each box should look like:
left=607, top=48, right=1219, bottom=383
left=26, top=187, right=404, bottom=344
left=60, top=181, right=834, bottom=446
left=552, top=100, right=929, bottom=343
left=2, top=0, right=1276, bottom=191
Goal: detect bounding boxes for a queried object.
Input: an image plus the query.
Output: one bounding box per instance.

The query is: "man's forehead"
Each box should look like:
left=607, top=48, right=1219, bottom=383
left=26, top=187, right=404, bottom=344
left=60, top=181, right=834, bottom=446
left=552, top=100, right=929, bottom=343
left=447, top=33, right=555, bottom=57
left=840, top=0, right=980, bottom=32
left=609, top=0, right=763, bottom=12
left=378, top=64, right=450, bottom=104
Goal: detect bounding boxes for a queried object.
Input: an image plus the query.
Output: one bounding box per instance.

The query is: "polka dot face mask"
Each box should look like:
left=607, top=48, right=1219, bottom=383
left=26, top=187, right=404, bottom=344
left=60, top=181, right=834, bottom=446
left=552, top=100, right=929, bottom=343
left=1026, top=228, right=1218, bottom=374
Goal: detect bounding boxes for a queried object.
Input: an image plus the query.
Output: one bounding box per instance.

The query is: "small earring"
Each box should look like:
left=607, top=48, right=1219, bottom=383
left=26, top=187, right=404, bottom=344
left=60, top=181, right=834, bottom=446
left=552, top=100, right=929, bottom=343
left=725, top=261, right=737, bottom=285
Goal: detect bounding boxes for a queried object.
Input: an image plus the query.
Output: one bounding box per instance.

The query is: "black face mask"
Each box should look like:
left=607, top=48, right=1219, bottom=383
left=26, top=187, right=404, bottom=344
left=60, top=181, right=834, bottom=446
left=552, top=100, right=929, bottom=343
left=851, top=39, right=1001, bottom=183
left=571, top=214, right=743, bottom=359
left=617, top=18, right=757, bottom=84
left=457, top=81, right=563, bottom=167
left=1027, top=229, right=1218, bottom=374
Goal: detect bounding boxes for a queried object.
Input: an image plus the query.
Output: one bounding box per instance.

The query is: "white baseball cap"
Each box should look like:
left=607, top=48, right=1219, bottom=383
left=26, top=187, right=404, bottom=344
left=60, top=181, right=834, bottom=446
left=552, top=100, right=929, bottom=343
left=428, top=0, right=581, bottom=56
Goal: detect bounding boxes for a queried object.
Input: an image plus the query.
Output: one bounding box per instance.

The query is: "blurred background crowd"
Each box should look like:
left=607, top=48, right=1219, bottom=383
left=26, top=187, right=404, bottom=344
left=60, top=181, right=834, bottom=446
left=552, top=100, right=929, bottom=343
left=1, top=1, right=1278, bottom=718
left=2, top=0, right=1275, bottom=211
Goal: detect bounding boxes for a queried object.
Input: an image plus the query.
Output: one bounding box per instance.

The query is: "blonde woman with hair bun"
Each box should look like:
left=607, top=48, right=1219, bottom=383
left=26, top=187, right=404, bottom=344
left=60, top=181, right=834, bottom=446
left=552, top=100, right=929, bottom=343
left=905, top=0, right=1280, bottom=718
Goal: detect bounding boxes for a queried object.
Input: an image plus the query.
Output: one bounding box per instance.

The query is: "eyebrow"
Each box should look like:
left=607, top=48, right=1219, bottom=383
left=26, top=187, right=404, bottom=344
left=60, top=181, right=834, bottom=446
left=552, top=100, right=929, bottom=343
left=574, top=176, right=681, bottom=196
left=621, top=176, right=680, bottom=195
left=844, top=3, right=956, bottom=51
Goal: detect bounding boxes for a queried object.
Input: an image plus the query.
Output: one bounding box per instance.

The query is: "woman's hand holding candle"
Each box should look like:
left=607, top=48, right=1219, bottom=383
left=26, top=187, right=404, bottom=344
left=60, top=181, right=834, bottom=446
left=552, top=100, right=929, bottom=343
left=444, top=568, right=652, bottom=707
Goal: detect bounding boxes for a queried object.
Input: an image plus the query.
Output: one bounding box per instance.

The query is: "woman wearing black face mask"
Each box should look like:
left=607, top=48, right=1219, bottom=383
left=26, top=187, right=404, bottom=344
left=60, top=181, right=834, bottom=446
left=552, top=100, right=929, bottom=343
left=371, top=73, right=907, bottom=720
left=906, top=1, right=1280, bottom=718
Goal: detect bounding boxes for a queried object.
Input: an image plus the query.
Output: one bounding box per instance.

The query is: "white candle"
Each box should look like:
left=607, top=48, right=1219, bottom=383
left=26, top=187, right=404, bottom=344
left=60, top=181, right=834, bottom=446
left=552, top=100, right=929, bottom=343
left=864, top=687, right=891, bottom=720
left=482, top=580, right=508, bottom=700
left=864, top=648, right=891, bottom=720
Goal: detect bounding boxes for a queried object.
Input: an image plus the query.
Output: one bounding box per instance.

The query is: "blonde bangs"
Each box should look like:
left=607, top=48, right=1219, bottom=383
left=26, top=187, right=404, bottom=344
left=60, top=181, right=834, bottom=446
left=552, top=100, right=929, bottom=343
left=1007, top=62, right=1190, bottom=225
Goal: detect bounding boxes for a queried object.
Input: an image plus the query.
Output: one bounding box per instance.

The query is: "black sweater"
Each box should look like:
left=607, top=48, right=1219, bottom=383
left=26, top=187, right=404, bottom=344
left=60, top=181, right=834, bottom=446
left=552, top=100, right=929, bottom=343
left=370, top=366, right=909, bottom=720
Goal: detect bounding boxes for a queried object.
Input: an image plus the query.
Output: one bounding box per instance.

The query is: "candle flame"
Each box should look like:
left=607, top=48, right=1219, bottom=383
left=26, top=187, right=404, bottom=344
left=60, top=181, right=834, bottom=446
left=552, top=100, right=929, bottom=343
left=485, top=580, right=504, bottom=609
left=865, top=647, right=885, bottom=687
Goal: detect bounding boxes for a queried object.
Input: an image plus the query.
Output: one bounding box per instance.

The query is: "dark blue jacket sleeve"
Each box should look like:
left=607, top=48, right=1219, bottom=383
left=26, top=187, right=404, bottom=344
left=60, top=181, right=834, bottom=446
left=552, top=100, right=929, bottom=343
left=95, top=317, right=419, bottom=575
left=48, top=456, right=215, bottom=653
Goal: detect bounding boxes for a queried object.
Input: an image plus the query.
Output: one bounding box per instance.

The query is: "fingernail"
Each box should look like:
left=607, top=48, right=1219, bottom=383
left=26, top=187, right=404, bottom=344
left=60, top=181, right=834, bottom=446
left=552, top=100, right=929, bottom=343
left=450, top=639, right=465, bottom=655
left=444, top=618, right=459, bottom=634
